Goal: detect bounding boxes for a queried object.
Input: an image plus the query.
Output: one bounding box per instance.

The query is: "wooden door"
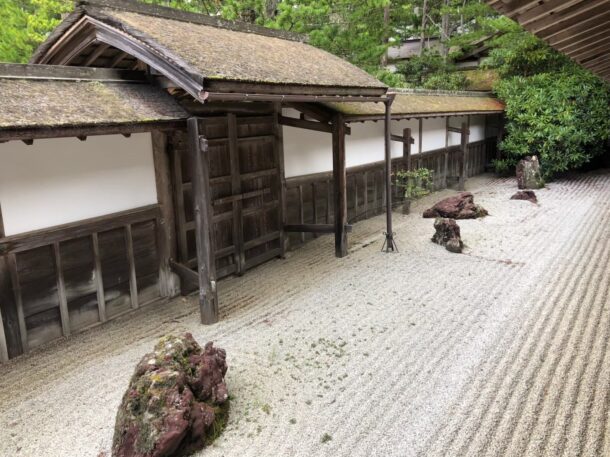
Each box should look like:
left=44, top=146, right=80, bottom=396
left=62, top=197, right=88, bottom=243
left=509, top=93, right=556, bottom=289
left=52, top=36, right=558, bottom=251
left=172, top=113, right=284, bottom=280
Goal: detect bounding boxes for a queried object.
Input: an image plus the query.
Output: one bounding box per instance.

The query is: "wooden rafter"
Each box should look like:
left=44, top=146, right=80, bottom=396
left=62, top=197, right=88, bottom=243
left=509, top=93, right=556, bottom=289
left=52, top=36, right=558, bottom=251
left=486, top=0, right=610, bottom=82
left=83, top=42, right=110, bottom=66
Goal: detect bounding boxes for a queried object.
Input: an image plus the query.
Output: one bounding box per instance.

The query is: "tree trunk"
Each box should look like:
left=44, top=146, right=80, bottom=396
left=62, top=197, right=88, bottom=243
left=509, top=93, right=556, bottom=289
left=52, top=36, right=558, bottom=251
left=381, top=4, right=391, bottom=66
left=441, top=0, right=450, bottom=60
left=420, top=0, right=428, bottom=56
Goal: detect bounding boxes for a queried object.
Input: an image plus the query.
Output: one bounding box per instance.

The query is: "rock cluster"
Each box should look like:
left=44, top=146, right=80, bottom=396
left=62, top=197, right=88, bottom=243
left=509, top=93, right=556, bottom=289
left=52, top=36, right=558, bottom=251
left=112, top=333, right=229, bottom=457
left=511, top=190, right=538, bottom=204
left=431, top=218, right=464, bottom=253
left=423, top=192, right=488, bottom=219
left=516, top=156, right=544, bottom=189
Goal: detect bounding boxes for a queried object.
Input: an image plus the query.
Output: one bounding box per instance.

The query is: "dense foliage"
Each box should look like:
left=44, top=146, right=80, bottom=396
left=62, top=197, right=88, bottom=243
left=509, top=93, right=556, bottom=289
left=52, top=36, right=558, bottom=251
left=484, top=20, right=610, bottom=178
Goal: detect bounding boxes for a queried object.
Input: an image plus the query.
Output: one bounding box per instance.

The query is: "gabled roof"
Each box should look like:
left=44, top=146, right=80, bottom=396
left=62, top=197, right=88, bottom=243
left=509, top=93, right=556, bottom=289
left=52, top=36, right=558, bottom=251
left=0, top=63, right=187, bottom=138
left=326, top=89, right=505, bottom=120
left=32, top=0, right=387, bottom=101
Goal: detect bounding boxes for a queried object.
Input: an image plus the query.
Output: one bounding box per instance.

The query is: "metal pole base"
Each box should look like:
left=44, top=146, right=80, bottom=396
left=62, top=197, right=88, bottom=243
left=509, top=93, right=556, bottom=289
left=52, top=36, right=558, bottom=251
left=381, top=232, right=399, bottom=253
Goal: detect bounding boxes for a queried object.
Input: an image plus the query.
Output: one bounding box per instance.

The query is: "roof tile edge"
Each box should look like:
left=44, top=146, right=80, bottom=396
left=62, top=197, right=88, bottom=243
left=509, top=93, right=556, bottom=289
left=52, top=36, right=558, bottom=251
left=388, top=87, right=496, bottom=98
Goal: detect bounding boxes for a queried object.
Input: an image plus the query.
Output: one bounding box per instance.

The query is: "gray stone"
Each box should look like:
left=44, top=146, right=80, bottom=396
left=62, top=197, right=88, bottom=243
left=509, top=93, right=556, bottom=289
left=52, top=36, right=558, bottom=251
left=516, top=156, right=544, bottom=189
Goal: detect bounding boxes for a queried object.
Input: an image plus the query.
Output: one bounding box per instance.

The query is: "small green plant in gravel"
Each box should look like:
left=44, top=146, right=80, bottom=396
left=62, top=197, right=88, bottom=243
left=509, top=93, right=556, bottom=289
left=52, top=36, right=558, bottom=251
left=321, top=433, right=333, bottom=444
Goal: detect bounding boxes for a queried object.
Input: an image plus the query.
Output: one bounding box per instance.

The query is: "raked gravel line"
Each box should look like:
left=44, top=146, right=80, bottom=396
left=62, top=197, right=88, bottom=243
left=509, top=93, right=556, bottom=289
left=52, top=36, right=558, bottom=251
left=0, top=171, right=609, bottom=457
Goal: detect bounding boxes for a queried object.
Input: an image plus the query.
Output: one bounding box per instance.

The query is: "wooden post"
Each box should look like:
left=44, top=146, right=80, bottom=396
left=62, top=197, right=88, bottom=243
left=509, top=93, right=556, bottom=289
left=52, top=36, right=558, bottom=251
left=418, top=118, right=423, bottom=154
left=0, top=206, right=8, bottom=362
left=382, top=97, right=398, bottom=252
left=332, top=113, right=348, bottom=258
left=443, top=117, right=450, bottom=188
left=403, top=127, right=413, bottom=171
left=187, top=117, right=219, bottom=325
left=458, top=121, right=469, bottom=191
left=152, top=130, right=179, bottom=297
left=273, top=103, right=288, bottom=256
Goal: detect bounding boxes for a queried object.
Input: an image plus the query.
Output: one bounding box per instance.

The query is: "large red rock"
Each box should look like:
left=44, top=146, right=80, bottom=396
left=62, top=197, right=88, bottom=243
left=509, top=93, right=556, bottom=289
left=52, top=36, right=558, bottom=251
left=423, top=192, right=488, bottom=219
left=112, top=334, right=229, bottom=457
left=432, top=218, right=464, bottom=253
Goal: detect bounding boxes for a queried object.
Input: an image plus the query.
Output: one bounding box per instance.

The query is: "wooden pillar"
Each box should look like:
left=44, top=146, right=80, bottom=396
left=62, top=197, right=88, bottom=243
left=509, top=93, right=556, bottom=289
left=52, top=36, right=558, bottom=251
left=273, top=103, right=288, bottom=256
left=403, top=127, right=414, bottom=171
left=0, top=206, right=9, bottom=362
left=443, top=117, right=450, bottom=188
left=152, top=130, right=179, bottom=297
left=187, top=118, right=218, bottom=325
left=332, top=113, right=348, bottom=258
left=418, top=118, right=423, bottom=154
left=458, top=121, right=469, bottom=191
left=383, top=97, right=398, bottom=252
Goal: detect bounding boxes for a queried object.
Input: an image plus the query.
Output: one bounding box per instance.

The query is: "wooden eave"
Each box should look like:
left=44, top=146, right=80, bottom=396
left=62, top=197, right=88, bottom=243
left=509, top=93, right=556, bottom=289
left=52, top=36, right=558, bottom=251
left=486, top=0, right=610, bottom=82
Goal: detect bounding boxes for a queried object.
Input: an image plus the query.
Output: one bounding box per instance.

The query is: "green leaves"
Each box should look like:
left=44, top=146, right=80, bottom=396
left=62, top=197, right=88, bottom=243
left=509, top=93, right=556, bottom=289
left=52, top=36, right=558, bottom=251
left=495, top=69, right=610, bottom=178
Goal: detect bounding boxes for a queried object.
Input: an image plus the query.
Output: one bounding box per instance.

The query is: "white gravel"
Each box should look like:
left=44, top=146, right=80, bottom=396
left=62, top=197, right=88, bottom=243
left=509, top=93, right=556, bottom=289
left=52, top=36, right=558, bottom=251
left=1, top=171, right=609, bottom=457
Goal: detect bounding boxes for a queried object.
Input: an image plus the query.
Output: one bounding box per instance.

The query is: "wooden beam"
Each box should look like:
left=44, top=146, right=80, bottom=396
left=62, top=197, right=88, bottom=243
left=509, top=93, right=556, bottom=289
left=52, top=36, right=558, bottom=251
left=279, top=115, right=331, bottom=133
left=284, top=224, right=353, bottom=234
left=279, top=115, right=351, bottom=135
left=284, top=102, right=333, bottom=123
left=83, top=43, right=110, bottom=66
left=110, top=50, right=129, bottom=68
left=169, top=260, right=199, bottom=295
left=391, top=133, right=415, bottom=144
left=531, top=0, right=610, bottom=35
left=443, top=117, right=450, bottom=188
left=516, top=0, right=589, bottom=25
left=539, top=8, right=610, bottom=40
left=0, top=120, right=185, bottom=143
left=559, top=30, right=610, bottom=54
left=187, top=118, right=218, bottom=324
left=548, top=19, right=610, bottom=47
left=332, top=113, right=348, bottom=258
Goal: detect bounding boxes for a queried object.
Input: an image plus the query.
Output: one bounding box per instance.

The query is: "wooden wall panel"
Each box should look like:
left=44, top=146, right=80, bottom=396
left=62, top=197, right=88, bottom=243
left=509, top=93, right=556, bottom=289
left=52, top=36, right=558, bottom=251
left=132, top=220, right=161, bottom=305
left=99, top=228, right=132, bottom=319
left=16, top=245, right=61, bottom=350
left=285, top=138, right=495, bottom=250
left=61, top=236, right=99, bottom=332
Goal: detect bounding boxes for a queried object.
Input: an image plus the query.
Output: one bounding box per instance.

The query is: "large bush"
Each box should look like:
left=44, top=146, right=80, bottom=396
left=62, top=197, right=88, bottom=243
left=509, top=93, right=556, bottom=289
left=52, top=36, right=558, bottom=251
left=494, top=70, right=610, bottom=178
left=487, top=24, right=610, bottom=178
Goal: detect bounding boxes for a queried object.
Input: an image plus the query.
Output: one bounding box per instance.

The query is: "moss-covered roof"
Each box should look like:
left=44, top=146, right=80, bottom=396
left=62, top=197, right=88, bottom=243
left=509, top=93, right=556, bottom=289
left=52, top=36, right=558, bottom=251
left=32, top=0, right=387, bottom=96
left=0, top=64, right=187, bottom=130
left=326, top=89, right=505, bottom=118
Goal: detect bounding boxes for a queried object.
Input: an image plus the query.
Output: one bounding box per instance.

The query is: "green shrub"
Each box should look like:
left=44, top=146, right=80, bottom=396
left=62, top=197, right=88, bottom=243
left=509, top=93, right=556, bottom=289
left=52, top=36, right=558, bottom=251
left=494, top=69, right=610, bottom=178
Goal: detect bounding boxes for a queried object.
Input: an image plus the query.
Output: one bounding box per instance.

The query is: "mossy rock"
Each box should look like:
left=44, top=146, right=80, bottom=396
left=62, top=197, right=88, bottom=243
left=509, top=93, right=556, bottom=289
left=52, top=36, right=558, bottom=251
left=112, top=333, right=229, bottom=457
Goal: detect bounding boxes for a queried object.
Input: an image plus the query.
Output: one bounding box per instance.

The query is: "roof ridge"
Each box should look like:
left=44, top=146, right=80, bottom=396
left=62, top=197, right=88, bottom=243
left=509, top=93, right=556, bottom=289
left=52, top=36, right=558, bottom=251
left=78, top=0, right=308, bottom=43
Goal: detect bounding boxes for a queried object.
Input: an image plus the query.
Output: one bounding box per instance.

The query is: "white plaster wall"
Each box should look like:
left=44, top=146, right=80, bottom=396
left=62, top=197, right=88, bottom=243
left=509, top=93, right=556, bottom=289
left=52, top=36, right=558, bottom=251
left=283, top=109, right=490, bottom=178
left=0, top=133, right=157, bottom=236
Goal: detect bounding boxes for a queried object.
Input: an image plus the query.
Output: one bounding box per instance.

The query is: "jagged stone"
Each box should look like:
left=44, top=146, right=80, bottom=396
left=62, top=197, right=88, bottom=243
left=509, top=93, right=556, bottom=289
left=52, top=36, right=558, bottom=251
left=423, top=192, right=488, bottom=219
left=516, top=156, right=544, bottom=189
left=511, top=190, right=538, bottom=204
left=431, top=218, right=463, bottom=254
left=112, top=334, right=229, bottom=457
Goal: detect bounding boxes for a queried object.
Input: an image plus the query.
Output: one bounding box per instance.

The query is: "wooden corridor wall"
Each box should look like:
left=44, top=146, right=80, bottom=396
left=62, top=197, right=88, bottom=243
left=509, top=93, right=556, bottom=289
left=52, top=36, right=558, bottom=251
left=170, top=114, right=284, bottom=281
left=285, top=137, right=496, bottom=248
